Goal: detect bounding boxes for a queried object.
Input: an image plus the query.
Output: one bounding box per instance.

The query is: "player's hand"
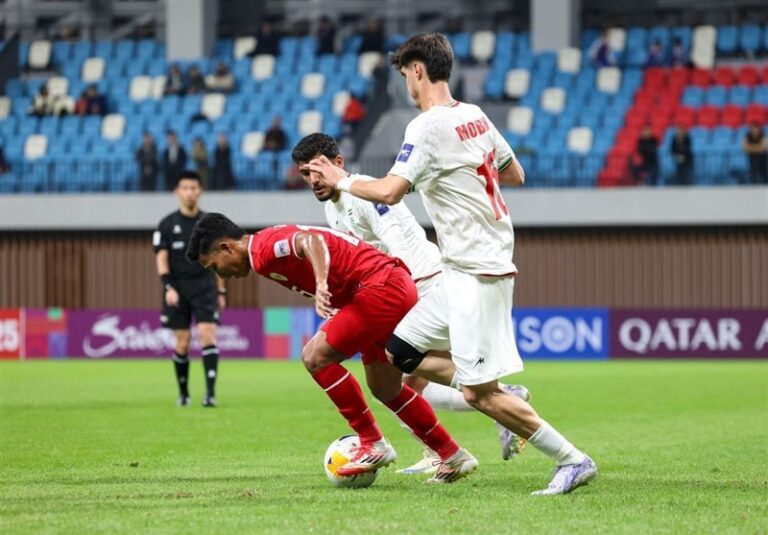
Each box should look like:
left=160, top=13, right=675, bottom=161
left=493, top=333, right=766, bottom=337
left=218, top=294, right=226, bottom=311
left=307, top=155, right=346, bottom=188
left=314, top=280, right=334, bottom=319
left=165, top=287, right=180, bottom=307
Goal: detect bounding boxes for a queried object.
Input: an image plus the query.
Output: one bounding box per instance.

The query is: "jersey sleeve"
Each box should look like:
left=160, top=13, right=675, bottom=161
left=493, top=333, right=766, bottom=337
left=491, top=121, right=516, bottom=172
left=152, top=218, right=169, bottom=253
left=356, top=200, right=412, bottom=260
left=387, top=117, right=436, bottom=191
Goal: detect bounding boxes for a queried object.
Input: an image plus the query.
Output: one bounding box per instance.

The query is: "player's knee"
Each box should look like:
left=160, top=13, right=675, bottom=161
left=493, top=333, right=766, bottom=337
left=385, top=335, right=425, bottom=374
left=301, top=345, right=330, bottom=373
left=462, top=387, right=491, bottom=411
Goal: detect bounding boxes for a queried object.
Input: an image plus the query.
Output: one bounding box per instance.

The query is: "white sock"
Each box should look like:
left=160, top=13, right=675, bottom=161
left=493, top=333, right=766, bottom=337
left=422, top=382, right=473, bottom=412
left=528, top=421, right=586, bottom=465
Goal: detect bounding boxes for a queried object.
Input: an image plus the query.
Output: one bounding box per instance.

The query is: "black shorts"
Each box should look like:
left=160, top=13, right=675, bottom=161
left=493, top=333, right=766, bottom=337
left=161, top=277, right=219, bottom=330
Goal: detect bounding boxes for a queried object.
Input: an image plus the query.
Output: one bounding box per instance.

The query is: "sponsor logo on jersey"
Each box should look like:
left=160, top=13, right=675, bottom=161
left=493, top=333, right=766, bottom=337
left=173, top=224, right=182, bottom=234
left=274, top=239, right=290, bottom=258
left=397, top=143, right=414, bottom=162
left=374, top=202, right=390, bottom=215
left=171, top=240, right=185, bottom=250
left=269, top=272, right=288, bottom=281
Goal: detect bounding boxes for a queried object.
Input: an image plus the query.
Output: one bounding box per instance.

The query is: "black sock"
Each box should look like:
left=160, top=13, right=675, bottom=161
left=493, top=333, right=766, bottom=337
left=202, top=345, right=219, bottom=397
left=173, top=352, right=190, bottom=397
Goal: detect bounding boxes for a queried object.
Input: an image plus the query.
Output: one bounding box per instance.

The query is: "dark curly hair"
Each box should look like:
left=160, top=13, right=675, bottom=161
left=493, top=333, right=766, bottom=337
left=291, top=133, right=340, bottom=164
left=389, top=33, right=453, bottom=82
left=186, top=212, right=245, bottom=263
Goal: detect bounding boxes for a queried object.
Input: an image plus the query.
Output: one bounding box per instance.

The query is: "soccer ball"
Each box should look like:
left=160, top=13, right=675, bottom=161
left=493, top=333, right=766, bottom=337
left=324, top=435, right=378, bottom=488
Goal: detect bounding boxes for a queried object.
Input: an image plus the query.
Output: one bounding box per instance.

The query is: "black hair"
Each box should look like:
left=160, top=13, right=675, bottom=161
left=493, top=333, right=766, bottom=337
left=175, top=170, right=202, bottom=187
left=389, top=32, right=453, bottom=82
left=186, top=212, right=245, bottom=263
left=291, top=133, right=340, bottom=163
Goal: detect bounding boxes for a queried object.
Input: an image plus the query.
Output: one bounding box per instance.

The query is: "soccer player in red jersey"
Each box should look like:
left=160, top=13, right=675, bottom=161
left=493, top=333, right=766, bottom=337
left=186, top=212, right=478, bottom=482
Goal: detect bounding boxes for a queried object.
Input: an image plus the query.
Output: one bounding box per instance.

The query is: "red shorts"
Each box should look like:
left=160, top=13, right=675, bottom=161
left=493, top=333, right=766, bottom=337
left=321, top=266, right=418, bottom=365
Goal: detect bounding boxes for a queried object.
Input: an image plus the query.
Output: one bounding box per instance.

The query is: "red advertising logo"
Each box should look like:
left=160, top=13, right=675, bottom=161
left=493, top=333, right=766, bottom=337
left=0, top=309, right=22, bottom=359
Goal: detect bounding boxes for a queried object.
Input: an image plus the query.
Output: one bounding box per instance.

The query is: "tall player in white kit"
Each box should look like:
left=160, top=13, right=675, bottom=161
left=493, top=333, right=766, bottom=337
left=292, top=133, right=532, bottom=475
left=307, top=33, right=597, bottom=493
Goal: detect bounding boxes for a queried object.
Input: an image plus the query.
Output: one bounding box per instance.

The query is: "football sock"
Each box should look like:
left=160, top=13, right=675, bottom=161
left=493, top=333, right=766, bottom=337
left=312, top=363, right=383, bottom=445
left=172, top=352, right=189, bottom=397
left=385, top=385, right=460, bottom=460
left=421, top=382, right=473, bottom=411
left=528, top=421, right=587, bottom=465
left=202, top=345, right=219, bottom=397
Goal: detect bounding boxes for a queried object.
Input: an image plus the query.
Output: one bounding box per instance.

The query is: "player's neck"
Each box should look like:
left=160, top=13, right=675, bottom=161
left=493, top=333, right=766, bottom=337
left=418, top=83, right=454, bottom=112
left=179, top=205, right=199, bottom=217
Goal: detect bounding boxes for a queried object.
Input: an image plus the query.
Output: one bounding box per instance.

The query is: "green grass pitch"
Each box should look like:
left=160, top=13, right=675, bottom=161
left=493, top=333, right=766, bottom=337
left=1, top=359, right=766, bottom=534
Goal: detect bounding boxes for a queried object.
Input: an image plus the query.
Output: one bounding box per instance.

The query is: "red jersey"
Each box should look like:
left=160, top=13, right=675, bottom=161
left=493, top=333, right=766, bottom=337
left=248, top=225, right=409, bottom=308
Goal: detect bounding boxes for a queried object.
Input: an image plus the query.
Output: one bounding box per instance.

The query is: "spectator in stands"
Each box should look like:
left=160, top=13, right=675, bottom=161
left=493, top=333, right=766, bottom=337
left=342, top=95, right=366, bottom=136
left=163, top=130, right=188, bottom=190
left=207, top=63, right=235, bottom=93
left=165, top=64, right=186, bottom=96
left=213, top=133, right=235, bottom=190
left=359, top=18, right=385, bottom=53
left=636, top=125, right=660, bottom=186
left=82, top=84, right=107, bottom=116
left=264, top=117, right=288, bottom=152
left=191, top=137, right=211, bottom=189
left=588, top=30, right=615, bottom=67
left=251, top=22, right=279, bottom=56
left=317, top=15, right=337, bottom=55
left=0, top=146, right=9, bottom=175
left=671, top=125, right=693, bottom=185
left=671, top=38, right=690, bottom=68
left=646, top=40, right=665, bottom=68
left=187, top=65, right=207, bottom=95
left=743, top=123, right=768, bottom=184
left=28, top=85, right=54, bottom=117
left=136, top=132, right=159, bottom=192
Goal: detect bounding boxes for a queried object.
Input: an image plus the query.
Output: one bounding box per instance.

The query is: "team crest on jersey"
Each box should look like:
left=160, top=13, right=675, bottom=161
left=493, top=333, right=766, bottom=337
left=273, top=239, right=290, bottom=258
left=374, top=202, right=390, bottom=215
left=269, top=272, right=288, bottom=281
left=397, top=143, right=414, bottom=162
left=173, top=224, right=182, bottom=234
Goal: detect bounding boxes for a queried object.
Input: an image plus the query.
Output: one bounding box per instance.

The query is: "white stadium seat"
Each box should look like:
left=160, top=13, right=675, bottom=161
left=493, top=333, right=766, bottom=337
left=47, top=76, right=69, bottom=98
left=0, top=96, right=11, bottom=118
left=298, top=110, right=323, bottom=136
left=251, top=54, right=275, bottom=80
left=506, top=107, right=534, bottom=135
left=567, top=127, right=594, bottom=154
left=691, top=25, right=717, bottom=68
left=28, top=40, right=51, bottom=69
left=151, top=76, right=167, bottom=99
left=241, top=131, right=265, bottom=158
left=557, top=47, right=582, bottom=74
left=201, top=93, right=226, bottom=120
left=301, top=73, right=326, bottom=99
left=541, top=87, right=566, bottom=114
left=471, top=31, right=496, bottom=63
left=129, top=76, right=152, bottom=101
left=607, top=28, right=627, bottom=52
left=81, top=57, right=105, bottom=82
left=24, top=135, right=48, bottom=160
left=234, top=37, right=256, bottom=60
left=358, top=51, right=382, bottom=78
left=597, top=67, right=622, bottom=94
left=332, top=90, right=351, bottom=116
left=101, top=114, right=126, bottom=141
left=504, top=69, right=530, bottom=98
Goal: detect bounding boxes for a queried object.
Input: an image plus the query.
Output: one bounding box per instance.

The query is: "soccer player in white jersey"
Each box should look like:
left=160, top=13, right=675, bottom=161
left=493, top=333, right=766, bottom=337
left=307, top=33, right=597, bottom=493
left=292, top=133, right=532, bottom=475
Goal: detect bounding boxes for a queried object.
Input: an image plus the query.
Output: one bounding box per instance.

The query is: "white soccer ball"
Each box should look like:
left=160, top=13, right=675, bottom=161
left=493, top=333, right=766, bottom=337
left=323, top=435, right=378, bottom=488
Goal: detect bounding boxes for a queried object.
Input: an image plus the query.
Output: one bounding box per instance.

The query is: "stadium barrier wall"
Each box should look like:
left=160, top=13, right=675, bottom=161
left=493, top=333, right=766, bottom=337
left=1, top=307, right=765, bottom=360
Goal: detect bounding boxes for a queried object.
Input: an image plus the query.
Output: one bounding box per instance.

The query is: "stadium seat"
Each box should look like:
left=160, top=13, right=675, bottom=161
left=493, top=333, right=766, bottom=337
left=504, top=69, right=530, bottom=99
left=151, top=76, right=167, bottom=99
left=507, top=107, right=534, bottom=135
left=81, top=57, right=105, bottom=82
left=0, top=96, right=10, bottom=118
left=24, top=134, right=48, bottom=160
left=241, top=131, right=265, bottom=157
left=691, top=25, right=716, bottom=68
left=47, top=76, right=69, bottom=98
left=251, top=54, right=276, bottom=80
left=28, top=40, right=52, bottom=69
left=129, top=76, right=152, bottom=101
left=720, top=105, right=743, bottom=127
left=358, top=52, right=382, bottom=78
left=201, top=93, right=226, bottom=120
left=470, top=31, right=496, bottom=63
left=234, top=37, right=256, bottom=59
left=691, top=68, right=713, bottom=87
left=729, top=85, right=751, bottom=106
left=541, top=88, right=566, bottom=114
left=716, top=25, right=738, bottom=55
left=713, top=66, right=735, bottom=87
left=298, top=110, right=323, bottom=136
left=557, top=47, right=581, bottom=74
left=301, top=73, right=325, bottom=99
left=597, top=67, right=621, bottom=94
left=607, top=27, right=627, bottom=52
left=737, top=65, right=760, bottom=86
left=697, top=105, right=719, bottom=128
left=705, top=86, right=727, bottom=106
left=739, top=24, right=762, bottom=54
left=332, top=90, right=351, bottom=116
left=101, top=114, right=126, bottom=141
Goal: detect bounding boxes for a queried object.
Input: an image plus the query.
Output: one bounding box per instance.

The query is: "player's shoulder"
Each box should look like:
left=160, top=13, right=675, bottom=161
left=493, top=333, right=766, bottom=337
left=157, top=210, right=179, bottom=228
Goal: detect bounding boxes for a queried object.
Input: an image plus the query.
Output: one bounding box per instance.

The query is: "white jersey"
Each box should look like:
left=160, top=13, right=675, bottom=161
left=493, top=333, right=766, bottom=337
left=324, top=191, right=442, bottom=281
left=389, top=101, right=517, bottom=275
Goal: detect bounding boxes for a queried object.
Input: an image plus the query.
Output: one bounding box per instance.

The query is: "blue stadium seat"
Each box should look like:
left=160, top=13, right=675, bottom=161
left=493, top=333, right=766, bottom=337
left=682, top=86, right=705, bottom=107
left=450, top=33, right=471, bottom=60
left=648, top=26, right=671, bottom=51
left=739, top=24, right=762, bottom=53
left=705, top=85, right=727, bottom=106
left=717, top=26, right=738, bottom=55
left=214, top=38, right=233, bottom=59
left=342, top=35, right=362, bottom=55
left=754, top=85, right=768, bottom=105
left=671, top=27, right=692, bottom=51
left=51, top=41, right=73, bottom=64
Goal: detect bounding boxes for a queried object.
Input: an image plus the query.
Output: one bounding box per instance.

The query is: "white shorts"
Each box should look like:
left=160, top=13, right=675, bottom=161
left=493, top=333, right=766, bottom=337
left=394, top=266, right=523, bottom=386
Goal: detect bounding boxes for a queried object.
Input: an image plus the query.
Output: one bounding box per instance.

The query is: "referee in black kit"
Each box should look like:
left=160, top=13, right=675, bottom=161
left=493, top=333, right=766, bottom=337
left=153, top=170, right=226, bottom=407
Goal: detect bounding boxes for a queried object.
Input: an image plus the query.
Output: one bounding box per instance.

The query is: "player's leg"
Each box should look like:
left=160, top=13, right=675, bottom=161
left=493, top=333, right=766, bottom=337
left=190, top=282, right=221, bottom=407
left=162, top=293, right=193, bottom=406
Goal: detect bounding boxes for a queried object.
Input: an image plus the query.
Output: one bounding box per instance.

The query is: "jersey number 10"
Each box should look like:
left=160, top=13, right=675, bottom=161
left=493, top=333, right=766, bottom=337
left=477, top=150, right=509, bottom=220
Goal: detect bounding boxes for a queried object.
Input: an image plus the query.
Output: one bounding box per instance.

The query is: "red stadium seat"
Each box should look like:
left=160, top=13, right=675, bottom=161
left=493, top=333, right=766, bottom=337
left=762, top=65, right=768, bottom=84
left=737, top=65, right=759, bottom=86
left=713, top=66, right=735, bottom=87
left=721, top=105, right=743, bottom=127
left=690, top=68, right=713, bottom=87
left=644, top=67, right=666, bottom=88
left=745, top=104, right=767, bottom=124
left=697, top=105, right=720, bottom=128
left=668, top=67, right=692, bottom=86
left=673, top=106, right=696, bottom=128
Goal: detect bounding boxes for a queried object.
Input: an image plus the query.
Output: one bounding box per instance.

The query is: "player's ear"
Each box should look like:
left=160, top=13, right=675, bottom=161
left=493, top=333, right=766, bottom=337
left=335, top=155, right=344, bottom=168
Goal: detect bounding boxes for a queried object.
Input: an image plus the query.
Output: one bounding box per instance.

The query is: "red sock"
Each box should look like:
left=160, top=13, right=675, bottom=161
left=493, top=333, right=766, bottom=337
left=311, top=363, right=382, bottom=444
left=385, top=385, right=460, bottom=460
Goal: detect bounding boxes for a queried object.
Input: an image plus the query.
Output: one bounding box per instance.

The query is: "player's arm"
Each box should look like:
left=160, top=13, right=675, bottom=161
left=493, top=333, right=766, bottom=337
left=153, top=225, right=179, bottom=307
left=307, top=155, right=411, bottom=205
left=215, top=273, right=227, bottom=310
left=293, top=231, right=334, bottom=319
left=498, top=156, right=525, bottom=186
